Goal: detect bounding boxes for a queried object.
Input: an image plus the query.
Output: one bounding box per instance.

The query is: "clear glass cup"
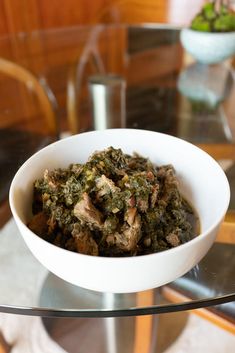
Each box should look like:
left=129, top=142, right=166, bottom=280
left=88, top=74, right=126, bottom=130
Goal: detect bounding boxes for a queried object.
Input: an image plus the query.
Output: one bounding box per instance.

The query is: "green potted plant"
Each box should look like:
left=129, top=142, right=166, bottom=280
left=180, top=1, right=235, bottom=64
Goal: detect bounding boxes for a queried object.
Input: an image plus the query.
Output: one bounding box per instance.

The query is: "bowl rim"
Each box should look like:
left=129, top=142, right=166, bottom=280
left=9, top=128, right=231, bottom=263
left=181, top=28, right=235, bottom=36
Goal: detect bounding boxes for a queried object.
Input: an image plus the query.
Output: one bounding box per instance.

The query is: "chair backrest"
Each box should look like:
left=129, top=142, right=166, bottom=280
left=67, top=26, right=106, bottom=134
left=0, top=57, right=58, bottom=227
left=0, top=57, right=58, bottom=136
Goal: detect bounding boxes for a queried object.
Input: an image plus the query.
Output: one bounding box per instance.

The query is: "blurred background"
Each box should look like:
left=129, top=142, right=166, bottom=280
left=0, top=0, right=206, bottom=34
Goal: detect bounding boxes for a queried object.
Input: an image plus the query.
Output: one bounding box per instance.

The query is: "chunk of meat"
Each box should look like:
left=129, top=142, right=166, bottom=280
left=96, top=174, right=120, bottom=198
left=125, top=207, right=137, bottom=226
left=43, top=169, right=58, bottom=190
left=72, top=224, right=98, bottom=256
left=158, top=165, right=179, bottom=205
left=74, top=192, right=103, bottom=230
left=137, top=198, right=149, bottom=212
left=150, top=185, right=159, bottom=208
left=28, top=212, right=48, bottom=237
left=106, top=213, right=141, bottom=252
left=166, top=232, right=180, bottom=247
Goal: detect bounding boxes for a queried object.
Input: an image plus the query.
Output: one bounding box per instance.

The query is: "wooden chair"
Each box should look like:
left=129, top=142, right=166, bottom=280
left=0, top=58, right=58, bottom=135
left=0, top=57, right=58, bottom=227
left=67, top=26, right=106, bottom=134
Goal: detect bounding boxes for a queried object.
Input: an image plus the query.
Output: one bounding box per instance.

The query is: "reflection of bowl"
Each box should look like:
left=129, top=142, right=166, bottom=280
left=180, top=28, right=235, bottom=64
left=177, top=62, right=234, bottom=107
left=9, top=129, right=230, bottom=293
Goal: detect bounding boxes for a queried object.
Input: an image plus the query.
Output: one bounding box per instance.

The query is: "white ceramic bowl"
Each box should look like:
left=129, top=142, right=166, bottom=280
left=9, top=129, right=230, bottom=293
left=180, top=28, right=235, bottom=64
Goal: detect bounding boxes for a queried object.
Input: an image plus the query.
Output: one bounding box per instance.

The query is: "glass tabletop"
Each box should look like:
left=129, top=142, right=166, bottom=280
left=0, top=24, right=235, bottom=318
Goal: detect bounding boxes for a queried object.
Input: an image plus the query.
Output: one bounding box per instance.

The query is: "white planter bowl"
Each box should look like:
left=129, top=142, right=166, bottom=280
left=9, top=129, right=230, bottom=293
left=180, top=28, right=235, bottom=64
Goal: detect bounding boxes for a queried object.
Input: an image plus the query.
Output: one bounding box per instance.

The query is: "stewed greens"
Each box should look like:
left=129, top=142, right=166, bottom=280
left=28, top=147, right=199, bottom=257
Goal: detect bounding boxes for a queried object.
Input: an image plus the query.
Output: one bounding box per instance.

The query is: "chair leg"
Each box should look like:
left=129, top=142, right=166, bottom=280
left=0, top=331, right=12, bottom=353
left=0, top=201, right=11, bottom=229
left=162, top=286, right=235, bottom=335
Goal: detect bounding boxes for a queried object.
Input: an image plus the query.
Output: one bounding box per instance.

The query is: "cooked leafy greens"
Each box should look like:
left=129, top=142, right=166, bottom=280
left=28, top=147, right=199, bottom=257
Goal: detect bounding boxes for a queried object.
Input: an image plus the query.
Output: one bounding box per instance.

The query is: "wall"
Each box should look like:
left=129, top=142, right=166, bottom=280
left=0, top=0, right=205, bottom=35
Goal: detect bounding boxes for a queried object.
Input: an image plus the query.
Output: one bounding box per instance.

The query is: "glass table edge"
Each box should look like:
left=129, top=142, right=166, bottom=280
left=0, top=293, right=234, bottom=318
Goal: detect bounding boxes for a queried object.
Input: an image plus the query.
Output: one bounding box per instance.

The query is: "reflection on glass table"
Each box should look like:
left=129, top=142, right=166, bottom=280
left=177, top=62, right=234, bottom=143
left=124, top=62, right=234, bottom=144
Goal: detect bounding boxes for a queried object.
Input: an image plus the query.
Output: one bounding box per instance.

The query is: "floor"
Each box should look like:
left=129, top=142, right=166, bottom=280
left=0, top=310, right=235, bottom=353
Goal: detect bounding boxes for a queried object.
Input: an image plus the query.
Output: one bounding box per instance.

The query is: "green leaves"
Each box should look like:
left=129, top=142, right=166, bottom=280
left=191, top=15, right=211, bottom=32
left=191, top=2, right=235, bottom=32
left=203, top=3, right=217, bottom=20
left=214, top=13, right=235, bottom=31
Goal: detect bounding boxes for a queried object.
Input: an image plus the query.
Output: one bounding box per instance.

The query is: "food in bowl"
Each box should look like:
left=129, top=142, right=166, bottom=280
left=9, top=129, right=230, bottom=293
left=28, top=147, right=199, bottom=257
